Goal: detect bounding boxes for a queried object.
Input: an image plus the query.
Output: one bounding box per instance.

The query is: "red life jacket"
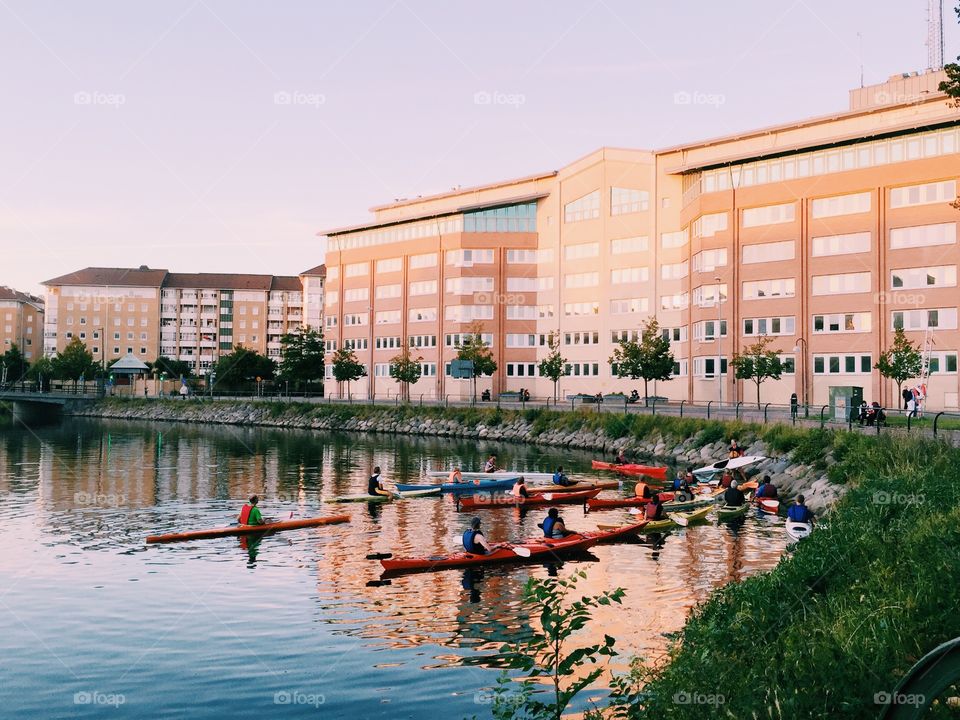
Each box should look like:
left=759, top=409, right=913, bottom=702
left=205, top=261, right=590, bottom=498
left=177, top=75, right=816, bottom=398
left=239, top=504, right=253, bottom=524
left=646, top=502, right=664, bottom=521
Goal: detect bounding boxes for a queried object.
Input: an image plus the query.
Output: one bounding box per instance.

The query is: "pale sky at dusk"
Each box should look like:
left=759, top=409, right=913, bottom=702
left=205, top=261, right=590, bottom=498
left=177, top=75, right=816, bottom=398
left=2, top=1, right=958, bottom=295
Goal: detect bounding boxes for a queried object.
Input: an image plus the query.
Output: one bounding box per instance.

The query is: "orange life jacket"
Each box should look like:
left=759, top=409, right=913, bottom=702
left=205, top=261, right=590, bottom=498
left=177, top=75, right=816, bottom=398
left=239, top=504, right=253, bottom=524
left=511, top=483, right=526, bottom=498
left=448, top=470, right=461, bottom=483
left=635, top=482, right=650, bottom=499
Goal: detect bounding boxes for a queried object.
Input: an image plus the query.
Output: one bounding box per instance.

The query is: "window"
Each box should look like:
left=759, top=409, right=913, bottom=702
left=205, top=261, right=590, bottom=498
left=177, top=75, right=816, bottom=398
left=419, top=362, right=437, bottom=377
left=344, top=288, right=369, bottom=303
left=693, top=357, right=728, bottom=377
left=537, top=304, right=555, bottom=318
left=345, top=262, right=368, bottom=278
left=659, top=326, right=687, bottom=343
left=564, top=302, right=599, bottom=316
left=325, top=291, right=339, bottom=306
left=407, top=335, right=437, bottom=348
left=661, top=230, right=688, bottom=249
left=408, top=280, right=437, bottom=296
left=743, top=316, right=796, bottom=336
left=612, top=329, right=639, bottom=343
left=693, top=285, right=727, bottom=307
left=445, top=332, right=493, bottom=347
left=742, top=202, right=796, bottom=227
left=445, top=277, right=494, bottom=295
left=813, top=313, right=872, bottom=333
left=811, top=272, right=870, bottom=295
left=409, top=253, right=437, bottom=269
left=506, top=249, right=538, bottom=264
left=375, top=258, right=402, bottom=274
left=812, top=232, right=871, bottom=257
left=375, top=310, right=401, bottom=325
left=611, top=267, right=649, bottom=284
left=661, top=292, right=689, bottom=310
left=611, top=236, right=648, bottom=254
left=813, top=353, right=872, bottom=374
left=563, top=331, right=600, bottom=346
left=506, top=333, right=537, bottom=348
left=891, top=266, right=956, bottom=290
left=691, top=212, right=728, bottom=238
left=892, top=308, right=958, bottom=331
left=564, top=362, right=601, bottom=377
left=374, top=363, right=391, bottom=378
left=890, top=180, right=956, bottom=208
left=692, top=248, right=727, bottom=273
left=811, top=192, right=871, bottom=218
left=445, top=305, right=493, bottom=323
left=506, top=305, right=537, bottom=320
left=564, top=272, right=599, bottom=289
left=506, top=363, right=539, bottom=377
left=325, top=316, right=338, bottom=328
left=375, top=336, right=401, bottom=350
left=343, top=313, right=367, bottom=326
left=409, top=307, right=437, bottom=322
left=661, top=262, right=689, bottom=280
left=506, top=277, right=537, bottom=292
left=742, top=278, right=796, bottom=300
left=446, top=249, right=494, bottom=266
left=693, top=320, right=728, bottom=340
left=742, top=240, right=795, bottom=264
left=324, top=340, right=337, bottom=352
left=463, top=201, right=537, bottom=232
left=343, top=338, right=368, bottom=350
left=671, top=359, right=689, bottom=377
left=927, top=352, right=959, bottom=374
left=564, top=242, right=599, bottom=260
left=609, top=298, right=648, bottom=314
left=890, top=222, right=957, bottom=249
left=610, top=187, right=649, bottom=215
left=564, top=190, right=600, bottom=222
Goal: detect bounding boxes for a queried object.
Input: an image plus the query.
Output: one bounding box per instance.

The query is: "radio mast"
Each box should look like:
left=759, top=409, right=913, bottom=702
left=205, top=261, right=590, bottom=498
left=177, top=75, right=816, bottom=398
left=927, top=0, right=945, bottom=70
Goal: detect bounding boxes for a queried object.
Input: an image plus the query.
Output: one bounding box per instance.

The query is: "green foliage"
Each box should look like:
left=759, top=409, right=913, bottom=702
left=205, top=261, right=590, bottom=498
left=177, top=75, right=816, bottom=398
left=608, top=318, right=674, bottom=406
left=1, top=343, right=30, bottom=382
left=693, top=423, right=726, bottom=446
left=330, top=347, right=366, bottom=395
left=51, top=337, right=100, bottom=380
left=538, top=333, right=567, bottom=402
left=277, top=327, right=325, bottom=389
left=212, top=345, right=276, bottom=389
left=389, top=344, right=423, bottom=401
left=875, top=327, right=924, bottom=396
left=730, top=335, right=784, bottom=409
left=150, top=356, right=193, bottom=380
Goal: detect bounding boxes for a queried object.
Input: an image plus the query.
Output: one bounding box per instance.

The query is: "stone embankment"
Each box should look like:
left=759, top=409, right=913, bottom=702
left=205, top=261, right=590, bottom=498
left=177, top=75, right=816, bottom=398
left=71, top=400, right=843, bottom=513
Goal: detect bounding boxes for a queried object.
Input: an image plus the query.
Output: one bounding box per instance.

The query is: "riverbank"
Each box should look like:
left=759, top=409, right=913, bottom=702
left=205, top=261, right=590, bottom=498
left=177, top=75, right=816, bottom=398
left=71, top=397, right=849, bottom=512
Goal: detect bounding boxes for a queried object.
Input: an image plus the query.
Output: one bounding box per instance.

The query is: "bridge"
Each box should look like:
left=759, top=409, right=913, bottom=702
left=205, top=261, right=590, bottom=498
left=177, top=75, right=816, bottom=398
left=0, top=386, right=103, bottom=424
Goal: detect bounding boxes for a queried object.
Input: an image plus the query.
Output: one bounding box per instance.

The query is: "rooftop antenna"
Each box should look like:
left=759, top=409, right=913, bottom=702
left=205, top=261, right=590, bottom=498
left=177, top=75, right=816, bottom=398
left=927, top=0, right=945, bottom=71
left=857, top=31, right=864, bottom=88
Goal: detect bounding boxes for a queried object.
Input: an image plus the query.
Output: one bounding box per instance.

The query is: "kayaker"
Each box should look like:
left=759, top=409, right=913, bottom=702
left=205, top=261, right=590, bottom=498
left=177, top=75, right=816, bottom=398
left=511, top=476, right=530, bottom=499
left=723, top=479, right=746, bottom=507
left=614, top=449, right=628, bottom=465
left=541, top=508, right=571, bottom=538
left=634, top=481, right=653, bottom=500
left=756, top=475, right=779, bottom=499
left=671, top=471, right=685, bottom=491
left=483, top=455, right=498, bottom=473
left=729, top=439, right=742, bottom=458
left=645, top=493, right=666, bottom=521
left=719, top=470, right=734, bottom=489
left=368, top=466, right=390, bottom=497
left=462, top=517, right=492, bottom=554
left=552, top=466, right=575, bottom=487
left=787, top=495, right=816, bottom=524
left=448, top=466, right=464, bottom=483
left=685, top=466, right=696, bottom=484
left=672, top=473, right=694, bottom=502
left=238, top=495, right=266, bottom=526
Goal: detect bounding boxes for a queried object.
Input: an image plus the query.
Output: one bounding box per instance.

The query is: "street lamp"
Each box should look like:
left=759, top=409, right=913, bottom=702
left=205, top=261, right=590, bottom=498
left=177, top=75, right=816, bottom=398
left=715, top=276, right=723, bottom=409
left=792, top=337, right=808, bottom=417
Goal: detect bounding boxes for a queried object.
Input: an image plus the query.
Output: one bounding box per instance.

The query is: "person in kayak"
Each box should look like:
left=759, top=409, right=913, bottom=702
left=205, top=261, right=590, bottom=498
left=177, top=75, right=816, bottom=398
left=463, top=517, right=493, bottom=554
left=723, top=479, right=746, bottom=507
left=685, top=466, right=696, bottom=484
left=719, top=469, right=734, bottom=489
left=787, top=495, right=815, bottom=524
left=448, top=467, right=464, bottom=483
left=614, top=449, right=628, bottom=465
left=238, top=495, right=266, bottom=526
left=483, top=455, right=498, bottom=473
left=552, top=466, right=575, bottom=487
left=634, top=481, right=653, bottom=500
left=511, top=476, right=530, bottom=499
left=368, top=467, right=391, bottom=498
left=645, top=493, right=666, bottom=521
left=756, top=475, right=779, bottom=499
left=541, top=508, right=571, bottom=538
left=671, top=473, right=694, bottom=502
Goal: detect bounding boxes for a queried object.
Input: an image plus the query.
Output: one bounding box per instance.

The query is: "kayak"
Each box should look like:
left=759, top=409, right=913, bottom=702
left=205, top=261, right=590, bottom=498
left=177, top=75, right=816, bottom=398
left=598, top=518, right=675, bottom=533
left=663, top=491, right=721, bottom=512
left=670, top=504, right=715, bottom=525
left=716, top=503, right=750, bottom=521
left=586, top=492, right=676, bottom=511
left=756, top=498, right=780, bottom=515
left=786, top=521, right=813, bottom=541
left=457, top=488, right=601, bottom=510
left=591, top=461, right=668, bottom=479
left=395, top=478, right=518, bottom=493
left=146, top=514, right=350, bottom=544
left=425, top=470, right=556, bottom=483
left=693, top=455, right=766, bottom=479
left=329, top=487, right=442, bottom=503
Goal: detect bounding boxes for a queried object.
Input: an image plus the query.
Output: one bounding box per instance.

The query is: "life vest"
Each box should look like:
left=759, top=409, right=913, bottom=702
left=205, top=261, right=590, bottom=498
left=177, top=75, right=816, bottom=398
left=636, top=483, right=650, bottom=499
left=646, top=502, right=664, bottom=521
left=552, top=472, right=566, bottom=486
left=484, top=460, right=496, bottom=472
left=239, top=504, right=254, bottom=524
left=448, top=470, right=461, bottom=483
left=512, top=483, right=526, bottom=498
left=542, top=516, right=557, bottom=538
left=788, top=504, right=812, bottom=523
left=462, top=529, right=482, bottom=553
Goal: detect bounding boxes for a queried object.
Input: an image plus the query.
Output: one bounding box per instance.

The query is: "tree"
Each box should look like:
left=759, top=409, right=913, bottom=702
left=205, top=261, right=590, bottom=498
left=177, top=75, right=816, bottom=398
left=454, top=321, right=497, bottom=401
left=538, top=332, right=567, bottom=403
left=211, top=345, right=276, bottom=390
left=277, top=326, right=325, bottom=392
left=731, top=335, right=784, bottom=409
left=331, top=347, right=365, bottom=398
left=608, top=317, right=674, bottom=406
left=389, top=343, right=422, bottom=402
left=150, top=356, right=193, bottom=380
left=1, top=343, right=30, bottom=384
left=51, top=337, right=100, bottom=380
left=875, top=327, right=923, bottom=403
left=27, top=356, right=54, bottom=391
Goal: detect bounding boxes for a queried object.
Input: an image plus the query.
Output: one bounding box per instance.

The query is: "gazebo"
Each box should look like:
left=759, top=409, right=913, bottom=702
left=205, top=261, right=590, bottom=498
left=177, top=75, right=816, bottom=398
left=109, top=353, right=150, bottom=386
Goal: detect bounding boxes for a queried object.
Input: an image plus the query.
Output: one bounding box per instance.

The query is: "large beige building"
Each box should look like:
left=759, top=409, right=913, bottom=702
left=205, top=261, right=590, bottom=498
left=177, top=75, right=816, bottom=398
left=0, top=286, right=44, bottom=364
left=43, top=267, right=318, bottom=375
left=321, top=70, right=960, bottom=410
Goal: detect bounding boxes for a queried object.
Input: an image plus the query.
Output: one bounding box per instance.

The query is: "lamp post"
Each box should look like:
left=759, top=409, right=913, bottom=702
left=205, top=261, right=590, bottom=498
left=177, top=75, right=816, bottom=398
left=793, top=337, right=808, bottom=417
left=715, top=276, right=723, bottom=409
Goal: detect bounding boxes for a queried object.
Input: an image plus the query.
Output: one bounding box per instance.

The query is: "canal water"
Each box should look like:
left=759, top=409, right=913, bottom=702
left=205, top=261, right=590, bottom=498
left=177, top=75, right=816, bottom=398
left=0, top=417, right=788, bottom=718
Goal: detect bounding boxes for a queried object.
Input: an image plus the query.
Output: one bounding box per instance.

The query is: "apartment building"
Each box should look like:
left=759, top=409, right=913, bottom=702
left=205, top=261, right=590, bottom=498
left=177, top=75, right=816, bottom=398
left=43, top=267, right=308, bottom=375
left=0, top=286, right=44, bottom=363
left=300, top=264, right=326, bottom=331
left=321, top=69, right=960, bottom=410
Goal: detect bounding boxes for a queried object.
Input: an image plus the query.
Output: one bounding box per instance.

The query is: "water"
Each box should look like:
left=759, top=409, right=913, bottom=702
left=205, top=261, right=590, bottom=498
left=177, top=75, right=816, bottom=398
left=0, top=417, right=788, bottom=718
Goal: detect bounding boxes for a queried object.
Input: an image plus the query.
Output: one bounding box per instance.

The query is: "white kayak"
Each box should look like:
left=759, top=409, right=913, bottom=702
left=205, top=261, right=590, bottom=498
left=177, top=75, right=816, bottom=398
left=693, top=455, right=766, bottom=478
left=785, top=521, right=813, bottom=541
left=425, top=470, right=557, bottom=484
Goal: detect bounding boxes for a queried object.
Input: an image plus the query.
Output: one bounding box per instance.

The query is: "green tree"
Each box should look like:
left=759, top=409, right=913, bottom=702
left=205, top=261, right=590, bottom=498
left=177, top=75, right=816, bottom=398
left=277, top=326, right=325, bottom=391
left=27, top=356, right=54, bottom=391
left=731, top=335, right=784, bottom=409
left=51, top=337, right=99, bottom=380
left=211, top=345, right=276, bottom=390
left=454, top=321, right=497, bottom=401
left=1, top=343, right=30, bottom=383
left=609, top=317, right=674, bottom=406
left=875, top=327, right=923, bottom=403
left=389, top=343, right=423, bottom=402
left=149, top=356, right=193, bottom=380
left=537, top=332, right=567, bottom=403
left=331, top=346, right=365, bottom=398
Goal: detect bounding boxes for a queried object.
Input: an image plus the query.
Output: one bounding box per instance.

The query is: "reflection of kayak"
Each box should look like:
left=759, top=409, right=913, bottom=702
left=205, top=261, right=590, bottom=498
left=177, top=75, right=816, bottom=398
left=396, top=478, right=518, bottom=493
left=757, top=498, right=780, bottom=515
left=458, top=488, right=601, bottom=510
left=716, top=503, right=750, bottom=521
left=586, top=492, right=676, bottom=511
left=146, top=514, right=350, bottom=544
left=591, top=461, right=668, bottom=479
left=425, top=470, right=555, bottom=483
left=786, top=521, right=813, bottom=541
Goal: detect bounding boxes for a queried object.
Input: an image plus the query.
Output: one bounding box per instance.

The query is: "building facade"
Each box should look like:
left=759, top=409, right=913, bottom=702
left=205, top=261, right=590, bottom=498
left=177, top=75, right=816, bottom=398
left=321, top=70, right=960, bottom=410
left=0, top=286, right=44, bottom=365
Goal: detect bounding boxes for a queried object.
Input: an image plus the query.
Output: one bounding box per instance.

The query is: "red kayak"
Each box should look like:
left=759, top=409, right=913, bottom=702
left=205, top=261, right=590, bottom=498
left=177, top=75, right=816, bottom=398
left=591, top=461, right=668, bottom=479
left=458, top=488, right=601, bottom=510
left=585, top=491, right=676, bottom=511
left=146, top=514, right=350, bottom=544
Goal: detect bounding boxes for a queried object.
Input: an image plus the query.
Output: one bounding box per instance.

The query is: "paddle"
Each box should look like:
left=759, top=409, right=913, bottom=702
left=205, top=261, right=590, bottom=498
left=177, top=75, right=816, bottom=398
left=669, top=513, right=689, bottom=527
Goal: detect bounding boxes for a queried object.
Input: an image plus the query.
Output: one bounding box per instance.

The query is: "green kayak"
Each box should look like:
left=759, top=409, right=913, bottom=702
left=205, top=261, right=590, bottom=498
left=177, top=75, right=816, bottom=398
left=716, top=503, right=750, bottom=521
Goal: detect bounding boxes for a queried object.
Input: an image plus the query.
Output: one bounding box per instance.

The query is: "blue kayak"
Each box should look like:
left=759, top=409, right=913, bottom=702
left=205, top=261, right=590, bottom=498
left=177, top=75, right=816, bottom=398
left=395, top=477, right=519, bottom=493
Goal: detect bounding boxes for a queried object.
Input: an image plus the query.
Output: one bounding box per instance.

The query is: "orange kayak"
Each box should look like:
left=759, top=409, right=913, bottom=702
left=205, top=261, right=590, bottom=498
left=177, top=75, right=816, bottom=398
left=146, top=514, right=350, bottom=544
left=591, top=461, right=668, bottom=479
left=458, top=488, right=601, bottom=510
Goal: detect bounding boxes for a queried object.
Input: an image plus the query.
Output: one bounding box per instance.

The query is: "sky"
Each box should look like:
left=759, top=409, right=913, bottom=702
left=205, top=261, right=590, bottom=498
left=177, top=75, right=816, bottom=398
left=1, top=0, right=959, bottom=296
